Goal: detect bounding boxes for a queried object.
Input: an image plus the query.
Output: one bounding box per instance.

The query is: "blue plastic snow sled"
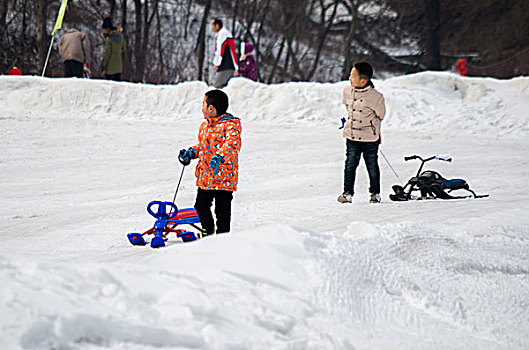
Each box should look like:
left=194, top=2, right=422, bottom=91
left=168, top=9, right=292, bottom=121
left=127, top=200, right=202, bottom=248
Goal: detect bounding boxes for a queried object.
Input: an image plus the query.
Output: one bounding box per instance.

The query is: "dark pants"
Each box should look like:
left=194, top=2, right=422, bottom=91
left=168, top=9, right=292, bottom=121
left=194, top=188, right=233, bottom=234
left=213, top=69, right=234, bottom=88
left=343, top=139, right=380, bottom=195
left=63, top=60, right=84, bottom=78
left=105, top=73, right=122, bottom=81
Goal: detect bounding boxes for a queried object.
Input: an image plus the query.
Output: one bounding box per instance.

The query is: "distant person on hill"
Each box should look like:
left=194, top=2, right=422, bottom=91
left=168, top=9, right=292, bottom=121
left=211, top=18, right=238, bottom=88
left=238, top=42, right=258, bottom=82
left=101, top=17, right=126, bottom=81
left=178, top=89, right=242, bottom=236
left=83, top=64, right=91, bottom=79
left=337, top=62, right=386, bottom=204
left=59, top=28, right=91, bottom=78
left=8, top=66, right=22, bottom=75
left=456, top=58, right=468, bottom=76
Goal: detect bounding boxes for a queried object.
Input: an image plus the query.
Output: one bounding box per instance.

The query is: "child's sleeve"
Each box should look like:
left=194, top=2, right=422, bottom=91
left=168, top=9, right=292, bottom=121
left=374, top=94, right=386, bottom=120
left=342, top=88, right=349, bottom=112
left=238, top=59, right=248, bottom=74
left=213, top=30, right=229, bottom=67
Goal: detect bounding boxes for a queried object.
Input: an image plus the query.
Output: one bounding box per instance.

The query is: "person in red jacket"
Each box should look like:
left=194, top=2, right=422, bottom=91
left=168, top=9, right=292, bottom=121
left=456, top=58, right=468, bottom=76
left=8, top=66, right=22, bottom=75
left=178, top=90, right=242, bottom=235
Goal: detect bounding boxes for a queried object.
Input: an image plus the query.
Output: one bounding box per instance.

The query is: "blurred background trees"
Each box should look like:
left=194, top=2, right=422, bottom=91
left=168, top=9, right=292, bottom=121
left=1, top=0, right=528, bottom=83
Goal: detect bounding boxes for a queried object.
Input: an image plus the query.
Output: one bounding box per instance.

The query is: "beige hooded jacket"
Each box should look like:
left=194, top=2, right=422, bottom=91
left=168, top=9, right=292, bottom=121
left=59, top=28, right=91, bottom=65
left=342, top=83, right=386, bottom=142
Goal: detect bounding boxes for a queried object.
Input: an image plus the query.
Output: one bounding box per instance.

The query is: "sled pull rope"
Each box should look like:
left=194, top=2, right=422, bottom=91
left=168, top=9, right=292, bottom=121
left=169, top=165, right=186, bottom=216
left=380, top=148, right=399, bottom=178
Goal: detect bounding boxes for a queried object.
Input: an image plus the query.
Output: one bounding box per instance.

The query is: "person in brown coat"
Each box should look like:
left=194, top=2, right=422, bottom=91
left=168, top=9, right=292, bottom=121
left=338, top=62, right=386, bottom=204
left=58, top=28, right=91, bottom=78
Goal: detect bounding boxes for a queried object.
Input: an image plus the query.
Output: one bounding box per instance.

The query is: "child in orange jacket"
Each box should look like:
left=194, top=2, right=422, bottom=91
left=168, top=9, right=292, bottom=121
left=179, top=90, right=242, bottom=235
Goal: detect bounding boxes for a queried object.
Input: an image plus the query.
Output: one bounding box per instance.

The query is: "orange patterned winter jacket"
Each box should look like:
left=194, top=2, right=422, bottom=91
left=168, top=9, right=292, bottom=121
left=190, top=113, right=242, bottom=192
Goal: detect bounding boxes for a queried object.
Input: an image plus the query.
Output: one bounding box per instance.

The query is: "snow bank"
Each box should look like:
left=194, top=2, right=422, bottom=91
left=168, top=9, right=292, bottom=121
left=0, top=226, right=338, bottom=349
left=2, top=223, right=528, bottom=349
left=382, top=72, right=529, bottom=138
left=1, top=72, right=528, bottom=136
left=1, top=72, right=529, bottom=349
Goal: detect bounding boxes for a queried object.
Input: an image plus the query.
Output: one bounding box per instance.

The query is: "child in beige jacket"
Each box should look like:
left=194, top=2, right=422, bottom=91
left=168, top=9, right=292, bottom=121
left=338, top=62, right=386, bottom=204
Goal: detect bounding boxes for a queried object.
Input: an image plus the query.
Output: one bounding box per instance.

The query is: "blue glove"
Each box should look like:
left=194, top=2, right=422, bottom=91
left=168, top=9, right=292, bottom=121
left=338, top=117, right=346, bottom=129
left=178, top=148, right=195, bottom=166
left=209, top=155, right=224, bottom=175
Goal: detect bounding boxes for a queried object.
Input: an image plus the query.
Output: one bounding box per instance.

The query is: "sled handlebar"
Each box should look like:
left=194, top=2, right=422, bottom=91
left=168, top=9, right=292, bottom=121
left=147, top=201, right=179, bottom=220
left=435, top=155, right=452, bottom=162
left=405, top=155, right=451, bottom=162
left=406, top=154, right=453, bottom=177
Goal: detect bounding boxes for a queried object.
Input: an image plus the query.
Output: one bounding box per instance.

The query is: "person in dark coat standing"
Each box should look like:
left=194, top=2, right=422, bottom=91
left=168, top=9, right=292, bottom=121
left=59, top=28, right=91, bottom=78
left=101, top=17, right=126, bottom=81
left=238, top=42, right=258, bottom=82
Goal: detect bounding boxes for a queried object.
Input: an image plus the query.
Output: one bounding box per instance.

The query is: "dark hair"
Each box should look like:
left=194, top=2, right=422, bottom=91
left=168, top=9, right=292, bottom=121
left=102, top=17, right=115, bottom=30
left=205, top=89, right=229, bottom=116
left=211, top=18, right=223, bottom=28
left=354, top=62, right=374, bottom=81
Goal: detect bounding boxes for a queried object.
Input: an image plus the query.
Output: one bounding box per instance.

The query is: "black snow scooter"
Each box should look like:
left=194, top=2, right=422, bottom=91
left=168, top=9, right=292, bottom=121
left=389, top=154, right=489, bottom=201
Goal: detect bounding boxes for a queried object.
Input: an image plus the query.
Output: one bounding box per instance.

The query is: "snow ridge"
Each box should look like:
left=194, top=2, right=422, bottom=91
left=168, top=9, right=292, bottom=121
left=1, top=72, right=528, bottom=137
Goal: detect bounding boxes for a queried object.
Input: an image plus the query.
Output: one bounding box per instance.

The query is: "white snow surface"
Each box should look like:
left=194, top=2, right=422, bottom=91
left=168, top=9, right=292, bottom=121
left=1, top=72, right=528, bottom=349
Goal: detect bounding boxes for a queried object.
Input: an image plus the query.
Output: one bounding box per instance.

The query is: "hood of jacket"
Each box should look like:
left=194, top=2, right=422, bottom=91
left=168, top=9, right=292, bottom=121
left=206, top=113, right=239, bottom=125
left=101, top=26, right=123, bottom=42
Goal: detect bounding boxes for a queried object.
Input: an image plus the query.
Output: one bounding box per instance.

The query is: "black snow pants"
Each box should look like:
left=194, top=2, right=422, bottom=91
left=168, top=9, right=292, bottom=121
left=194, top=188, right=233, bottom=235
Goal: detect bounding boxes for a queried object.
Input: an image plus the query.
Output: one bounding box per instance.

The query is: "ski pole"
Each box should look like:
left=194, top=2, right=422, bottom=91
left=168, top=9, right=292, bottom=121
left=42, top=35, right=55, bottom=77
left=169, top=165, right=186, bottom=215
left=6, top=59, right=17, bottom=74
left=379, top=148, right=399, bottom=178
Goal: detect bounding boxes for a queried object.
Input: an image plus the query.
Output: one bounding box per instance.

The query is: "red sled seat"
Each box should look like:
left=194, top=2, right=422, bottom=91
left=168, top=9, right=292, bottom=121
left=169, top=208, right=200, bottom=225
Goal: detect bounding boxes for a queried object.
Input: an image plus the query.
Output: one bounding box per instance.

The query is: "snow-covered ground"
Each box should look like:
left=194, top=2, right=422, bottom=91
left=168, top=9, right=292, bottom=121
left=1, top=72, right=528, bottom=349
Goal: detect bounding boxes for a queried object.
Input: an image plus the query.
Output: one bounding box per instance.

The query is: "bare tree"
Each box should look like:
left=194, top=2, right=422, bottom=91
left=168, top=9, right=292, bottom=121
left=0, top=0, right=9, bottom=72
left=194, top=0, right=213, bottom=81
left=0, top=0, right=8, bottom=37
left=340, top=0, right=357, bottom=80
left=424, top=0, right=440, bottom=70
left=121, top=0, right=130, bottom=80
left=307, top=0, right=339, bottom=80
left=184, top=0, right=193, bottom=39
left=133, top=0, right=143, bottom=81
left=36, top=0, right=49, bottom=74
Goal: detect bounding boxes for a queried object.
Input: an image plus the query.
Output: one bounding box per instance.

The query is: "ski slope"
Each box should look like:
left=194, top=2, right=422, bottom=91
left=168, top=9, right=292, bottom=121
left=1, top=72, right=528, bottom=349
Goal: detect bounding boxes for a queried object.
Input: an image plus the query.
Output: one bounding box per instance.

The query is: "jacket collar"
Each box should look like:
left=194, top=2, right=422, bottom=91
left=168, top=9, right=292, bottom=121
left=353, top=80, right=375, bottom=93
left=101, top=26, right=123, bottom=38
left=206, top=113, right=237, bottom=125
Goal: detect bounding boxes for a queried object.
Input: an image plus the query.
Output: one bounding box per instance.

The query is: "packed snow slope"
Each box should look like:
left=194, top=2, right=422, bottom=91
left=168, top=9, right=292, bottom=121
left=1, top=72, right=528, bottom=349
